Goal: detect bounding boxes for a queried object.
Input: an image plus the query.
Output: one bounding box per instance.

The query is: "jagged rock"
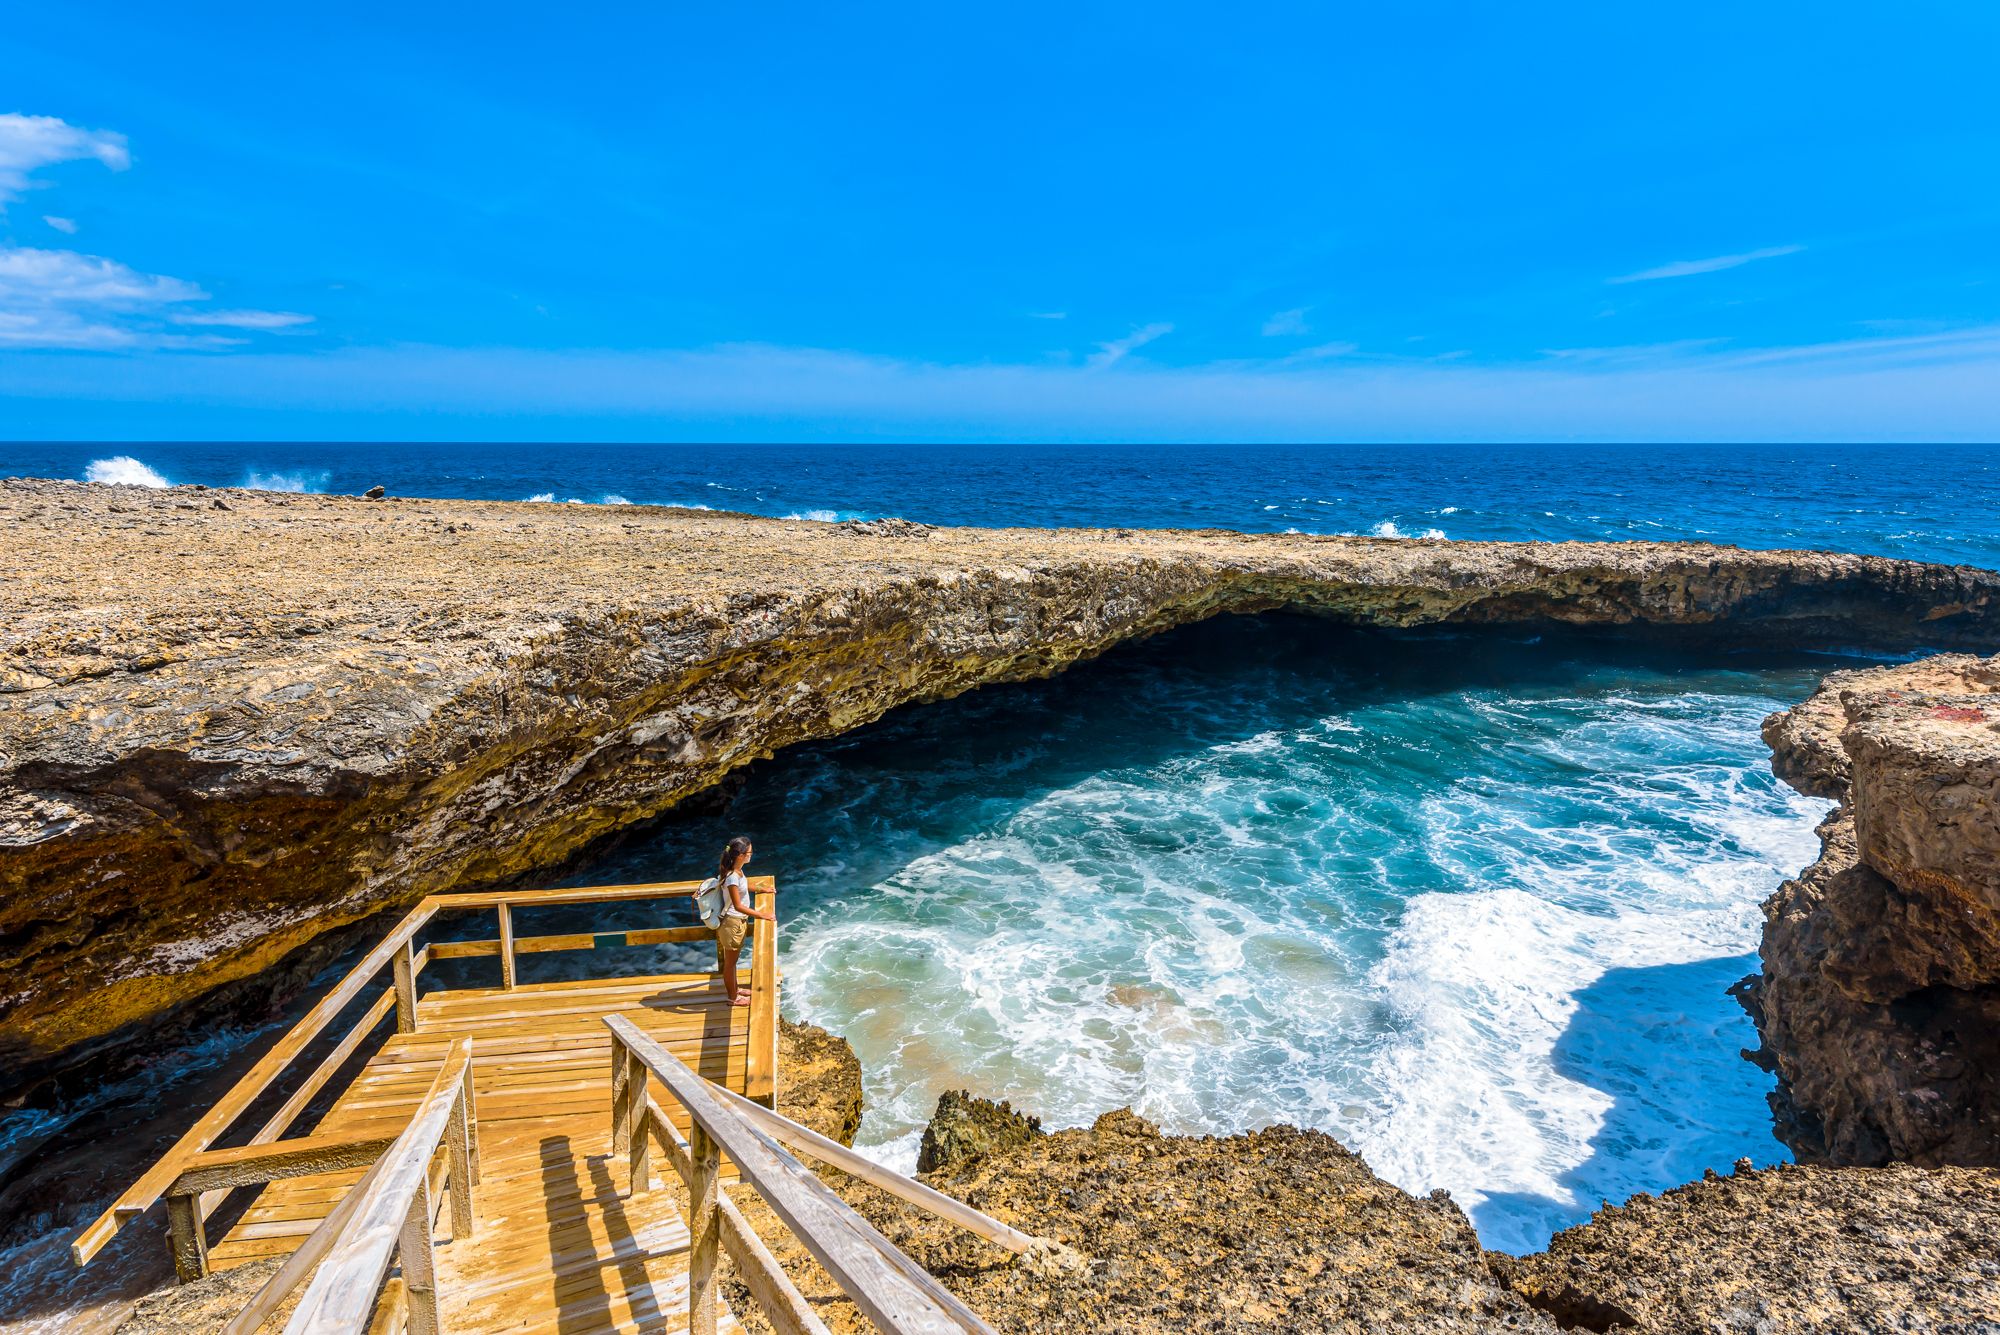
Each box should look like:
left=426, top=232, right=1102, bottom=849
left=1507, top=1160, right=2000, bottom=1333
left=5, top=476, right=2000, bottom=1096
left=363, top=484, right=385, bottom=499
left=776, top=1014, right=864, bottom=1146
left=848, top=1099, right=1558, bottom=1334
left=1751, top=654, right=2000, bottom=1165
left=916, top=1089, right=1044, bottom=1175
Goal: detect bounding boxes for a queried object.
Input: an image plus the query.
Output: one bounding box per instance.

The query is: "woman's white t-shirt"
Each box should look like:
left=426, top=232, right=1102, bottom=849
left=718, top=870, right=750, bottom=919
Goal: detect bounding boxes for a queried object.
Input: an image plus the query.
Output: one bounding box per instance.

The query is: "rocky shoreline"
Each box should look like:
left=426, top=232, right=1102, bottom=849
left=7, top=478, right=2000, bottom=1332
left=1745, top=652, right=2000, bottom=1167
left=7, top=477, right=2000, bottom=1096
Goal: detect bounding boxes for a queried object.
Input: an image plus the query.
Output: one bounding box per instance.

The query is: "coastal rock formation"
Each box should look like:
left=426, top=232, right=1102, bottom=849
left=840, top=1099, right=1558, bottom=1334
left=1747, top=653, right=2000, bottom=1164
left=7, top=476, right=2000, bottom=1094
left=1506, top=1159, right=2000, bottom=1332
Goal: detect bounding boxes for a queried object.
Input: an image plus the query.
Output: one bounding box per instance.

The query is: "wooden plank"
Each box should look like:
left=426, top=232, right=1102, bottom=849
left=711, top=1084, right=1040, bottom=1255
left=497, top=902, right=516, bottom=990
left=426, top=927, right=716, bottom=959
left=688, top=1119, right=721, bottom=1335
left=170, top=1132, right=394, bottom=1196
left=72, top=897, right=442, bottom=1263
left=392, top=938, right=417, bottom=1035
left=282, top=1041, right=471, bottom=1333
left=747, top=888, right=778, bottom=1107
left=202, top=986, right=399, bottom=1220
left=166, top=1193, right=208, bottom=1282
left=434, top=877, right=743, bottom=908
left=223, top=1151, right=391, bottom=1335
left=647, top=1099, right=830, bottom=1335
left=607, top=1015, right=983, bottom=1335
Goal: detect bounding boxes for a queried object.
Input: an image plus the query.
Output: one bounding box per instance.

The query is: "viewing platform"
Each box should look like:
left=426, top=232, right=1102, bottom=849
left=72, top=881, right=1036, bottom=1334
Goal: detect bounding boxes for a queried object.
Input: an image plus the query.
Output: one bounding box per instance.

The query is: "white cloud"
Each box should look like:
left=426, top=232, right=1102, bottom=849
left=1608, top=245, right=1804, bottom=284
left=1028, top=311, right=1067, bottom=320
left=1088, top=321, right=1173, bottom=368
left=0, top=113, right=128, bottom=205
left=1262, top=307, right=1310, bottom=336
left=0, top=113, right=313, bottom=349
left=171, top=308, right=314, bottom=329
left=0, top=247, right=205, bottom=305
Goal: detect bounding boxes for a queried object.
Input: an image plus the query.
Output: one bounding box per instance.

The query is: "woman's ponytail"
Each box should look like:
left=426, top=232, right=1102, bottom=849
left=718, top=835, right=752, bottom=881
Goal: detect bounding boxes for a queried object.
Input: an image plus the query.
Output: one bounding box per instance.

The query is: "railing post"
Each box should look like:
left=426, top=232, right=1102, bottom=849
left=610, top=1035, right=631, bottom=1154
left=625, top=1045, right=650, bottom=1195
left=497, top=903, right=516, bottom=990
left=687, top=1120, right=720, bottom=1335
left=392, top=938, right=417, bottom=1034
left=446, top=1074, right=475, bottom=1239
left=745, top=884, right=778, bottom=1109
left=400, top=1176, right=440, bottom=1335
left=165, top=1192, right=208, bottom=1282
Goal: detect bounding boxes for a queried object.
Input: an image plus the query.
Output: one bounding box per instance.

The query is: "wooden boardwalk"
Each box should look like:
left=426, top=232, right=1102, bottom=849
left=73, top=879, right=1018, bottom=1334
left=206, top=975, right=749, bottom=1331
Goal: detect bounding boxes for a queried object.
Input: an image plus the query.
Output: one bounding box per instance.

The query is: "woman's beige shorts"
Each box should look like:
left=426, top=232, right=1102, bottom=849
left=715, top=913, right=749, bottom=968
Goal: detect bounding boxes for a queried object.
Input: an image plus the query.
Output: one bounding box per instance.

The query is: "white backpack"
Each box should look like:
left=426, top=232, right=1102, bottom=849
left=693, top=876, right=725, bottom=929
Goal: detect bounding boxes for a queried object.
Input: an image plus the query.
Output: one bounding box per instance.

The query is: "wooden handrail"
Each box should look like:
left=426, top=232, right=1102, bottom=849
left=746, top=888, right=779, bottom=1105
left=73, top=876, right=744, bottom=1269
left=607, top=1015, right=995, bottom=1335
left=282, top=1039, right=475, bottom=1334
left=70, top=901, right=444, bottom=1265
left=708, top=1083, right=1043, bottom=1255
left=641, top=1096, right=833, bottom=1335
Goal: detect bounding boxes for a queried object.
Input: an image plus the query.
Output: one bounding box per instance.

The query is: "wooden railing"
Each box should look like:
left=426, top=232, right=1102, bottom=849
left=607, top=1014, right=1005, bottom=1335
left=235, top=1038, right=478, bottom=1335
left=72, top=878, right=778, bottom=1268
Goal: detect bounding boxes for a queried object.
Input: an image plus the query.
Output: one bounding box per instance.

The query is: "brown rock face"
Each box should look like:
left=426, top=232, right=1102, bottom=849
left=1509, top=1160, right=2000, bottom=1332
left=1747, top=654, right=2000, bottom=1165
left=915, top=1089, right=1043, bottom=1176
left=858, top=1102, right=1557, bottom=1335
left=6, top=476, right=2000, bottom=1096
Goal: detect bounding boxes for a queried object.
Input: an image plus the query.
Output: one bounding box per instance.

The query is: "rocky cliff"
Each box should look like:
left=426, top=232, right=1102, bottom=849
left=6, top=476, right=2000, bottom=1096
left=1746, top=653, right=2000, bottom=1165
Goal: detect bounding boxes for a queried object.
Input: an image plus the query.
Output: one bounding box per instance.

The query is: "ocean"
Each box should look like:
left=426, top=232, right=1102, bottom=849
left=6, top=438, right=1999, bottom=566
left=0, top=439, right=1992, bottom=1326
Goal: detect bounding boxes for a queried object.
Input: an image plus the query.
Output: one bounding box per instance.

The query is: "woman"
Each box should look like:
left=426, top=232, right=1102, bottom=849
left=709, top=835, right=774, bottom=1007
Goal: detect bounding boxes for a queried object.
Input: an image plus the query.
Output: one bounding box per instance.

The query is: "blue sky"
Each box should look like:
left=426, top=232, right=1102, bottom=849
left=3, top=3, right=1998, bottom=441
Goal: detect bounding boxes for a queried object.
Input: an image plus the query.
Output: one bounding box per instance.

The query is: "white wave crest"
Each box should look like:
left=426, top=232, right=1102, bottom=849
left=1369, top=519, right=1447, bottom=539
left=82, top=456, right=169, bottom=488
left=244, top=469, right=328, bottom=494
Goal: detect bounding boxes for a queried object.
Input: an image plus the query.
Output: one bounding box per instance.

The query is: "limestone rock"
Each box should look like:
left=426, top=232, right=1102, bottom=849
left=1508, top=1160, right=2000, bottom=1333
left=1751, top=653, right=2000, bottom=1165
left=916, top=1089, right=1044, bottom=1176
left=5, top=476, right=2000, bottom=1095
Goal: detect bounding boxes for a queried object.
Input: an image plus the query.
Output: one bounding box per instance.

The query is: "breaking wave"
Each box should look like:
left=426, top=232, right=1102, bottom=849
left=81, top=456, right=169, bottom=487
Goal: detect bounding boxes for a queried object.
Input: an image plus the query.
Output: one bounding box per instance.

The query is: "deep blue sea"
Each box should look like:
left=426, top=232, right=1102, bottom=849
left=7, top=439, right=2000, bottom=566
left=2, top=439, right=1995, bottom=1319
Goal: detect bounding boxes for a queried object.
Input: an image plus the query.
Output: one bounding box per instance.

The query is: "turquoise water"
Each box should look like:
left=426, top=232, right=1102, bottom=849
left=575, top=618, right=1850, bottom=1252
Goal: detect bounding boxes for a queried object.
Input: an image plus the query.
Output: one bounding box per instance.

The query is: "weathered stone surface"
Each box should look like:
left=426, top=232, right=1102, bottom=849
left=775, top=1014, right=864, bottom=1147
left=6, top=476, right=2000, bottom=1095
left=1750, top=654, right=2000, bottom=1166
left=916, top=1089, right=1043, bottom=1176
left=1508, top=1160, right=2000, bottom=1333
left=845, top=1099, right=1557, bottom=1335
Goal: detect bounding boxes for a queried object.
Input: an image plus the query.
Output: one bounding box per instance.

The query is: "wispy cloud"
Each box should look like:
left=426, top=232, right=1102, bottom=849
left=1028, top=310, right=1067, bottom=320
left=0, top=113, right=128, bottom=205
left=14, top=324, right=2000, bottom=443
left=1262, top=307, right=1310, bottom=336
left=1088, top=321, right=1173, bottom=367
left=0, top=113, right=312, bottom=349
left=171, top=308, right=314, bottom=329
left=1608, top=244, right=1804, bottom=284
